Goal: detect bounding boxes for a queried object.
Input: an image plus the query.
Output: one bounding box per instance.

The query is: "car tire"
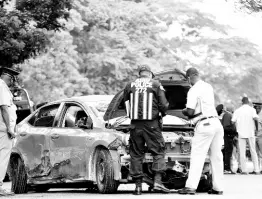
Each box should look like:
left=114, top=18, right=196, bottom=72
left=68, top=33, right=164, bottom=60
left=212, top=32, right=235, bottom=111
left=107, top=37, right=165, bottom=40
left=11, top=157, right=28, bottom=194
left=95, top=148, right=119, bottom=194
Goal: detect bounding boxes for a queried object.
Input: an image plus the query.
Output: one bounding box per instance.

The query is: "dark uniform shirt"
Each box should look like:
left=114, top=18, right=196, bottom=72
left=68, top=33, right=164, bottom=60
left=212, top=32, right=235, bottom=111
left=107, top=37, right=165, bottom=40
left=222, top=111, right=236, bottom=136
left=123, top=77, right=169, bottom=120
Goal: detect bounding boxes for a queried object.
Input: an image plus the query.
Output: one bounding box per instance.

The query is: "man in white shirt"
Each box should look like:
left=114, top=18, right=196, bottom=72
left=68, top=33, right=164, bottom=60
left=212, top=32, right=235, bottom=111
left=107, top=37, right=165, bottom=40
left=178, top=68, right=224, bottom=195
left=232, top=97, right=260, bottom=174
left=0, top=67, right=19, bottom=196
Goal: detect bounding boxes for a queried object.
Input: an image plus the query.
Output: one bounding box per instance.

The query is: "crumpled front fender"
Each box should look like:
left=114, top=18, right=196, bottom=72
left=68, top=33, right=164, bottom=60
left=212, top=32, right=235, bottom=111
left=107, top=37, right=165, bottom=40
left=109, top=150, right=121, bottom=180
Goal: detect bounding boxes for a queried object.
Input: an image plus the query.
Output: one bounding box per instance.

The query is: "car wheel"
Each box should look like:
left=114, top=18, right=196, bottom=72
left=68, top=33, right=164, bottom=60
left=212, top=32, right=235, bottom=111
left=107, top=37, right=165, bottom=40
left=95, top=148, right=119, bottom=194
left=10, top=157, right=28, bottom=194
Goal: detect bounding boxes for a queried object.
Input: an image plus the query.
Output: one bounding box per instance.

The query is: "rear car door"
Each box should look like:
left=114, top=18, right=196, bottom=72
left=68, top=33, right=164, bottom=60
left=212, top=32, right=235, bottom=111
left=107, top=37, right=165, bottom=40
left=16, top=103, right=61, bottom=181
left=49, top=102, right=94, bottom=180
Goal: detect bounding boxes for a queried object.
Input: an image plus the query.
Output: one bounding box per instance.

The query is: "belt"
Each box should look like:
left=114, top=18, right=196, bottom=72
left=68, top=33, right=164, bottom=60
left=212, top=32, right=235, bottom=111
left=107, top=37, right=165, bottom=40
left=198, top=116, right=217, bottom=123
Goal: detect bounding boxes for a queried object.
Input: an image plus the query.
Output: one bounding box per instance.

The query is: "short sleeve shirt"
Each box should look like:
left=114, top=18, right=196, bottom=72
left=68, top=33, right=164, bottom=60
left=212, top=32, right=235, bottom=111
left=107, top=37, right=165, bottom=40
left=0, top=79, right=17, bottom=132
left=231, top=104, right=258, bottom=138
left=186, top=80, right=218, bottom=117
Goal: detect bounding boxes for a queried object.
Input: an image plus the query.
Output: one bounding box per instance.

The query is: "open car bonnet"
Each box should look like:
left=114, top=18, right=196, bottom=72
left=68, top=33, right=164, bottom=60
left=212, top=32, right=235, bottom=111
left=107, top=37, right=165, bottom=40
left=104, top=69, right=193, bottom=130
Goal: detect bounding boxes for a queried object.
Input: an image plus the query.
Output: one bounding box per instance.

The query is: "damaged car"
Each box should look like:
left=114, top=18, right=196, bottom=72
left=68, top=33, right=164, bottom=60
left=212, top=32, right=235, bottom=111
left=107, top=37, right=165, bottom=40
left=10, top=69, right=212, bottom=194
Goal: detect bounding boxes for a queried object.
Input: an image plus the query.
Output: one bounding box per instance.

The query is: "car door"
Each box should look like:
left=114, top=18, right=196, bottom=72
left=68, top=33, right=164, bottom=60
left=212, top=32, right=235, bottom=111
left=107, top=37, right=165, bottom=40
left=49, top=102, right=94, bottom=180
left=16, top=103, right=62, bottom=180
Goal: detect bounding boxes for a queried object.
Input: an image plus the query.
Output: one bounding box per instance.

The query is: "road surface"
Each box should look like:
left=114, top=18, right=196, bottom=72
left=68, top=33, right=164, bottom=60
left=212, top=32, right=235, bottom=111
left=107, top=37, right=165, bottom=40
left=2, top=173, right=262, bottom=199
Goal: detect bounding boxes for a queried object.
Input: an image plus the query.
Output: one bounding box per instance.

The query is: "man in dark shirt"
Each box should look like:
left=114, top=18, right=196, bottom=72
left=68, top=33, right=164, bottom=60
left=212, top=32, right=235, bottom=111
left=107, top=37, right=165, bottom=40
left=222, top=104, right=237, bottom=174
left=123, top=65, right=170, bottom=195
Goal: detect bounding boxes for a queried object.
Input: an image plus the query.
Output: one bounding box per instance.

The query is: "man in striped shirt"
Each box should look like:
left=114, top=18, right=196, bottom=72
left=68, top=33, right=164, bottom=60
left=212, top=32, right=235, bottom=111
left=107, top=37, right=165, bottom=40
left=123, top=65, right=169, bottom=195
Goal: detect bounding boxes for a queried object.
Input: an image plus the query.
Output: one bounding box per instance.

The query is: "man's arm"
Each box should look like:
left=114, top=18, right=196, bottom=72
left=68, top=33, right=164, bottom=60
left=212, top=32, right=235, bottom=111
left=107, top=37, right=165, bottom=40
left=0, top=85, right=16, bottom=139
left=157, top=85, right=169, bottom=115
left=182, top=108, right=195, bottom=117
left=252, top=109, right=259, bottom=134
left=182, top=88, right=197, bottom=117
left=123, top=83, right=131, bottom=116
left=0, top=105, right=15, bottom=139
left=0, top=105, right=11, bottom=130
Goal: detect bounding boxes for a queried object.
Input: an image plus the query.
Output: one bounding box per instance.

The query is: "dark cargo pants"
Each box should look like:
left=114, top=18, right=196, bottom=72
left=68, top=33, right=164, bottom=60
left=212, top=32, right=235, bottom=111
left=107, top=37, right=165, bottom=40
left=129, top=119, right=166, bottom=179
left=223, top=134, right=234, bottom=171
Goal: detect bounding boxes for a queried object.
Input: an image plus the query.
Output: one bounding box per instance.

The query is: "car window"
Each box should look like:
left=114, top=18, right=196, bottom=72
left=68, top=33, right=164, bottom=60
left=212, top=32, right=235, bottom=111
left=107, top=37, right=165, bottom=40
left=89, top=105, right=100, bottom=118
left=28, top=104, right=60, bottom=127
left=61, top=104, right=93, bottom=129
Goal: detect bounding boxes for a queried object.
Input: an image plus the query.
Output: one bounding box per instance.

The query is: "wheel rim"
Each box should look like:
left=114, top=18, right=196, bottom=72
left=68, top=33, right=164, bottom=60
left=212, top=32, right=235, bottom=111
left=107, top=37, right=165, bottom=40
left=98, top=158, right=105, bottom=183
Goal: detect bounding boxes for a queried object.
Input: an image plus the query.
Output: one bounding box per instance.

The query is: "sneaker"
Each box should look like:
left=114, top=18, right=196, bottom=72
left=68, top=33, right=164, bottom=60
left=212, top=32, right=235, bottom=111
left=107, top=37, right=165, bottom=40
left=0, top=188, right=14, bottom=196
left=249, top=171, right=260, bottom=175
left=153, top=182, right=170, bottom=193
left=224, top=170, right=236, bottom=174
left=241, top=172, right=248, bottom=175
left=231, top=170, right=236, bottom=174
left=208, top=189, right=223, bottom=195
left=236, top=168, right=242, bottom=174
left=178, top=187, right=196, bottom=195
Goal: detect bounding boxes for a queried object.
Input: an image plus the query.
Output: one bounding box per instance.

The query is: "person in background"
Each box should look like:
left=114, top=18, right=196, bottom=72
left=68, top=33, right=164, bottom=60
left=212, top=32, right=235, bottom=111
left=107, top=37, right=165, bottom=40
left=232, top=97, right=260, bottom=175
left=0, top=67, right=20, bottom=196
left=222, top=104, right=237, bottom=174
left=216, top=104, right=224, bottom=122
left=253, top=103, right=262, bottom=173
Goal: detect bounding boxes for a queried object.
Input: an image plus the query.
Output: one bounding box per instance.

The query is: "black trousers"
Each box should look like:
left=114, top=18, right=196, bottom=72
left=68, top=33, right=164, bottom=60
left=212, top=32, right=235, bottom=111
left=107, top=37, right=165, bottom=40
left=223, top=134, right=234, bottom=171
left=129, top=119, right=166, bottom=179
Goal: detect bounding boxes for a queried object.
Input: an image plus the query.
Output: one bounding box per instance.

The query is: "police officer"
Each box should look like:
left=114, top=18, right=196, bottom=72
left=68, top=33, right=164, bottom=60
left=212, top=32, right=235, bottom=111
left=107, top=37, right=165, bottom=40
left=178, top=67, right=224, bottom=195
left=0, top=67, right=19, bottom=196
left=123, top=65, right=169, bottom=195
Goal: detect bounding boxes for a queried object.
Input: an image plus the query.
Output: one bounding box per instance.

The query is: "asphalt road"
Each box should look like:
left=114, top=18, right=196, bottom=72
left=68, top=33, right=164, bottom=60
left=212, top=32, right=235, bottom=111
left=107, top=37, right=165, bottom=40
left=2, top=174, right=262, bottom=199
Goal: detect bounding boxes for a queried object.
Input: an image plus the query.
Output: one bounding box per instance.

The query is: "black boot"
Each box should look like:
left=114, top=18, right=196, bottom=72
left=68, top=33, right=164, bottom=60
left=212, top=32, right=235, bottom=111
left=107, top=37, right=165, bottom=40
left=153, top=172, right=170, bottom=193
left=133, top=178, right=142, bottom=195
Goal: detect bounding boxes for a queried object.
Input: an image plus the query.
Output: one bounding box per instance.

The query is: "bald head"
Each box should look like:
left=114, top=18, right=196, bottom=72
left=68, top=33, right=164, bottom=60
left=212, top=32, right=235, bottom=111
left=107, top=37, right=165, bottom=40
left=186, top=67, right=199, bottom=78
left=225, top=104, right=234, bottom=113
left=185, top=67, right=200, bottom=86
left=242, top=97, right=249, bottom=104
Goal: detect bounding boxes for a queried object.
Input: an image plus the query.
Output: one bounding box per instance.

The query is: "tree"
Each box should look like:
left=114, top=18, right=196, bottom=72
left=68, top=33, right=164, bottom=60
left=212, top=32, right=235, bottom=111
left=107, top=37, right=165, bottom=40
left=19, top=30, right=93, bottom=103
left=0, top=0, right=72, bottom=68
left=233, top=0, right=262, bottom=13
left=72, top=0, right=172, bottom=94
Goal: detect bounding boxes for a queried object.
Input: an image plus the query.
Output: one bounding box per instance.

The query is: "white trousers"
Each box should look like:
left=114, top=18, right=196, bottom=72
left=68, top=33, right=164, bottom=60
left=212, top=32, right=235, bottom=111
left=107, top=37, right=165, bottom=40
left=238, top=137, right=259, bottom=172
left=186, top=118, right=224, bottom=191
left=0, top=134, right=13, bottom=186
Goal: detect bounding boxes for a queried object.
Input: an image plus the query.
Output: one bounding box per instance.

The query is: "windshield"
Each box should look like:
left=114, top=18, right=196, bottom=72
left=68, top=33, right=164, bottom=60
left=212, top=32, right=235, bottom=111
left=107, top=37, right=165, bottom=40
left=82, top=95, right=114, bottom=120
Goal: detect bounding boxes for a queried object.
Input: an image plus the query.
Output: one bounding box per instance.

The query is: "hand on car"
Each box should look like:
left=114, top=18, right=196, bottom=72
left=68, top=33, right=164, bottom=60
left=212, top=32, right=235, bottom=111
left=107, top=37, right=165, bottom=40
left=7, top=128, right=16, bottom=139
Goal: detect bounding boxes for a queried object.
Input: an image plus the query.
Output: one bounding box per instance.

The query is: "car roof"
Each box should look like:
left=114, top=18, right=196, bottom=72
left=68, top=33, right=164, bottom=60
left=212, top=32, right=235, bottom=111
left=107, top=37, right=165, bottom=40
left=46, top=95, right=114, bottom=105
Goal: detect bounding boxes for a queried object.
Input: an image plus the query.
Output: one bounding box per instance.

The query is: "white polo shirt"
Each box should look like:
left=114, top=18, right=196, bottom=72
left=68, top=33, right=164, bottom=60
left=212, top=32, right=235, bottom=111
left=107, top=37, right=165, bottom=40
left=0, top=79, right=17, bottom=133
left=186, top=80, right=218, bottom=117
left=232, top=104, right=258, bottom=138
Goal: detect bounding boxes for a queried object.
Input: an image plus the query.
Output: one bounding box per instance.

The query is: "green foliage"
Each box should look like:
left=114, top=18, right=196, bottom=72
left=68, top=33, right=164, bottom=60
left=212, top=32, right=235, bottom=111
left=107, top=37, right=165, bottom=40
left=20, top=31, right=93, bottom=103
left=0, top=0, right=72, bottom=68
left=0, top=8, right=48, bottom=67
left=235, top=0, right=262, bottom=13
left=16, top=0, right=72, bottom=31
left=0, top=0, right=11, bottom=7
left=9, top=0, right=262, bottom=106
left=72, top=0, right=170, bottom=94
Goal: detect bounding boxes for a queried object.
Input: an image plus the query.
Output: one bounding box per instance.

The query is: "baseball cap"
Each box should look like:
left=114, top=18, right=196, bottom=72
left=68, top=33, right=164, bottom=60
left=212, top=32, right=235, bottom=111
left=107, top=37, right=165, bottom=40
left=138, top=65, right=155, bottom=78
left=0, top=67, right=20, bottom=77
